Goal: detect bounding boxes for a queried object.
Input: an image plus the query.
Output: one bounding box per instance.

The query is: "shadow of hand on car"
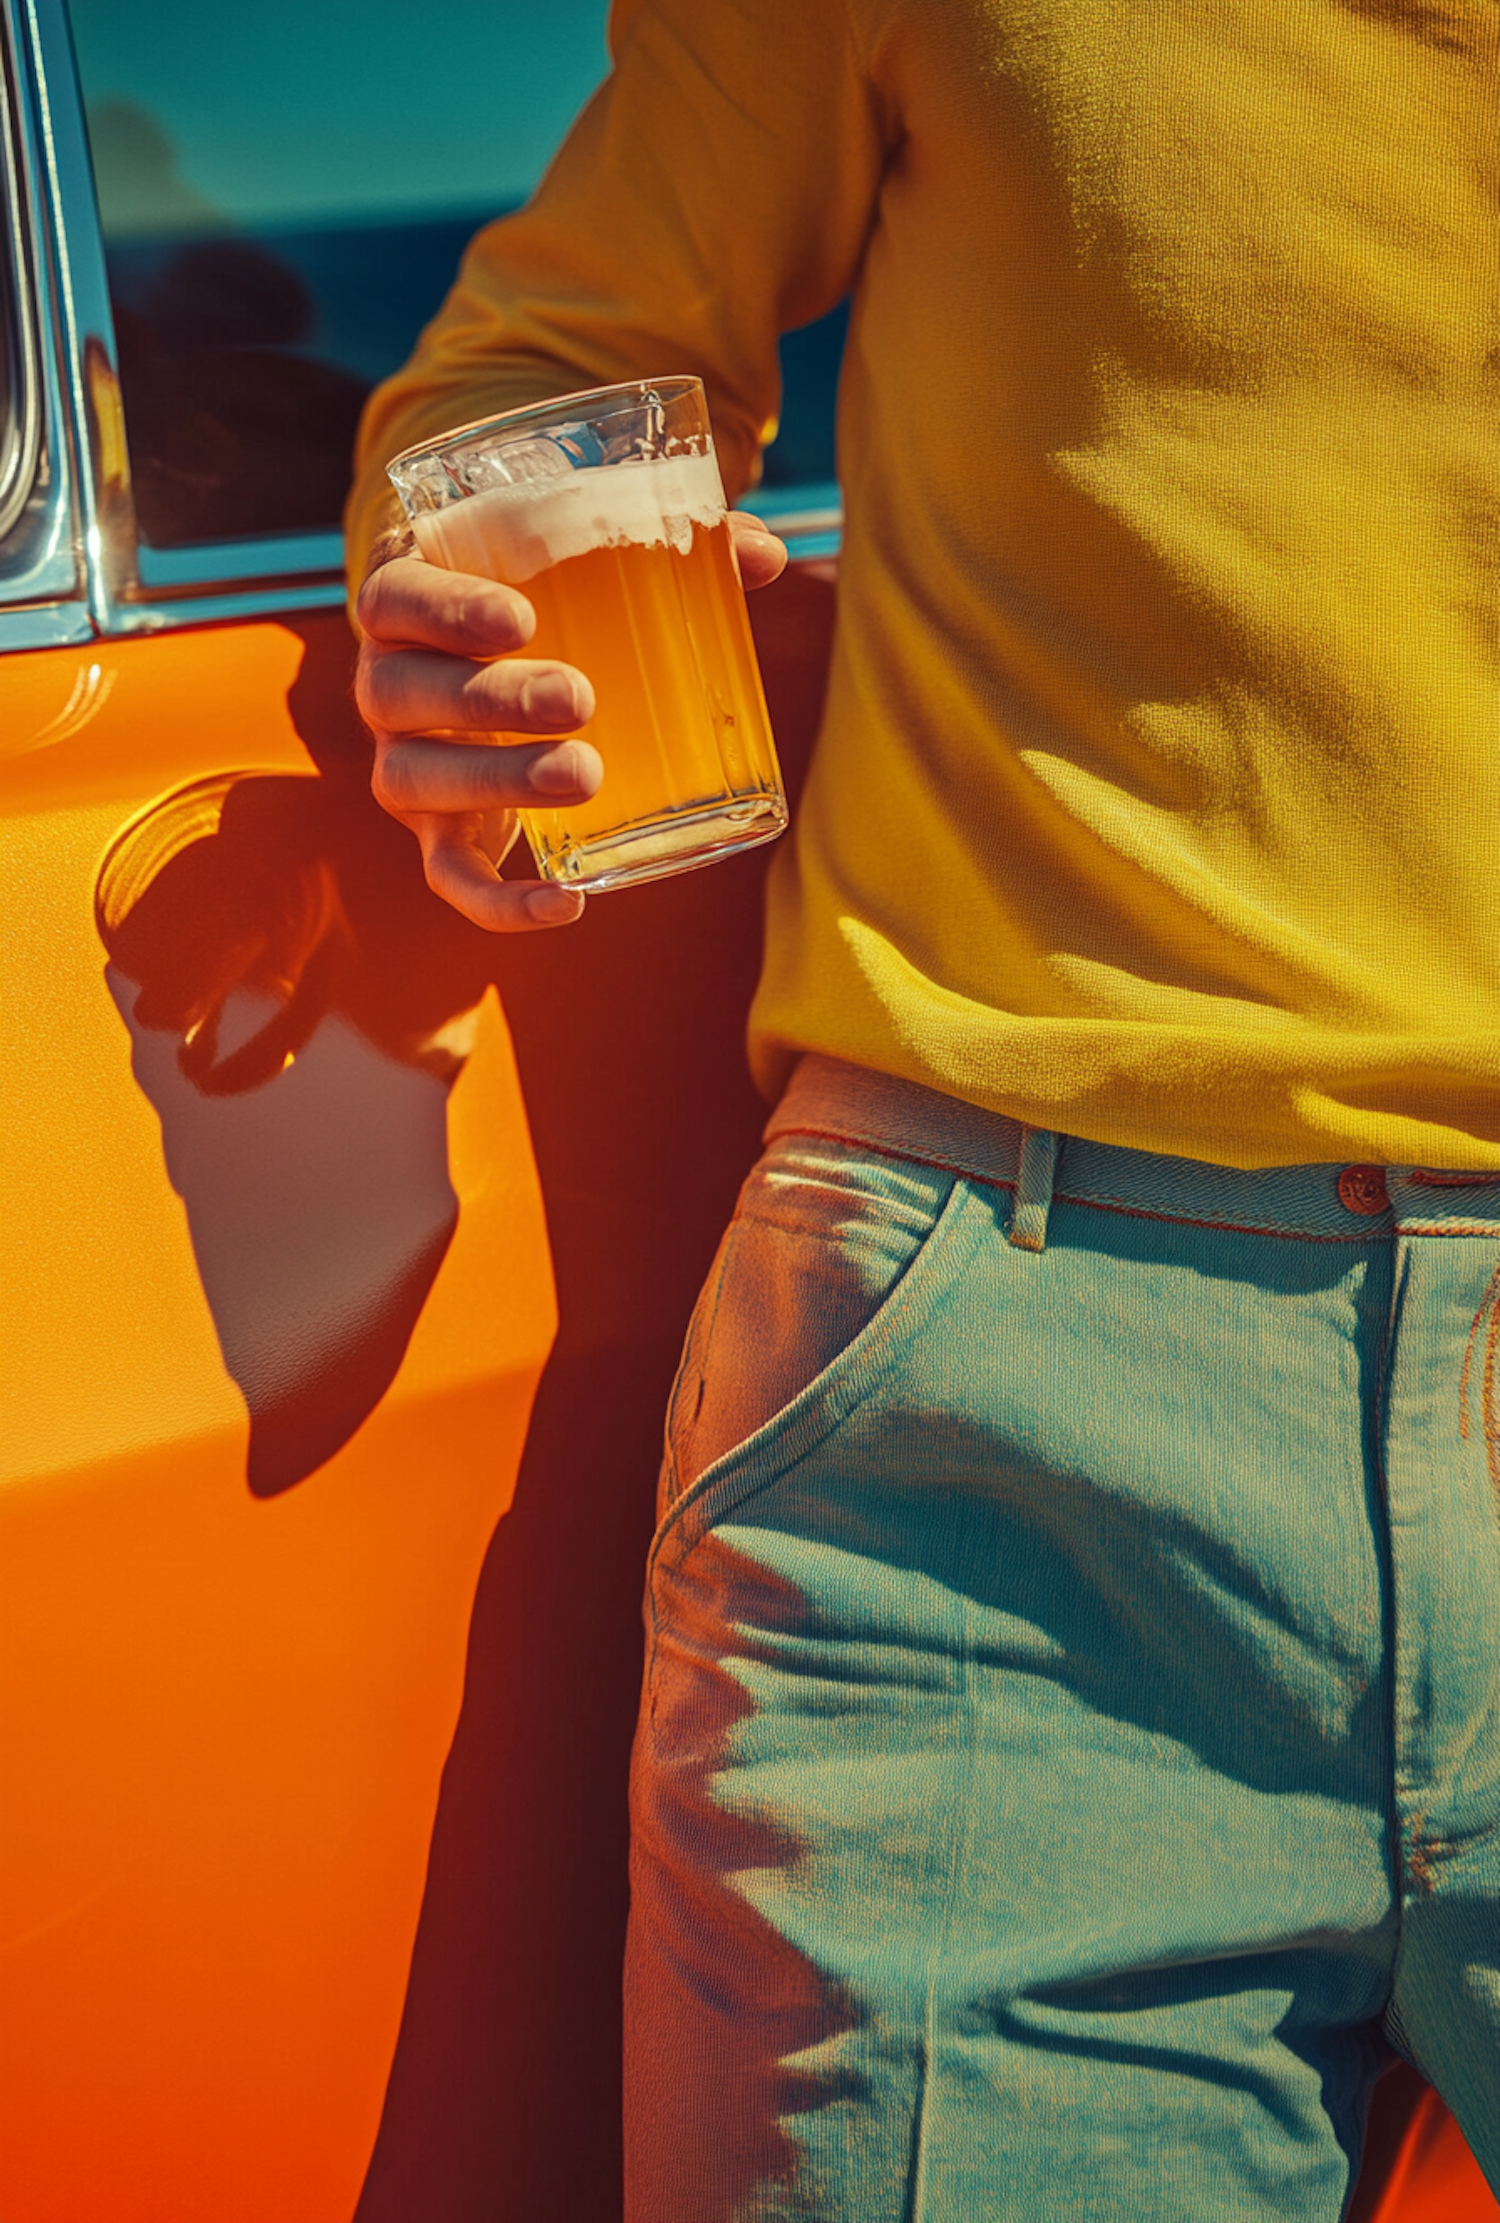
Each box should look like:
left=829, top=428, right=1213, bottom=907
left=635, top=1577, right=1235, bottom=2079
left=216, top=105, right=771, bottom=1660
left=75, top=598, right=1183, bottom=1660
left=96, top=767, right=507, bottom=1497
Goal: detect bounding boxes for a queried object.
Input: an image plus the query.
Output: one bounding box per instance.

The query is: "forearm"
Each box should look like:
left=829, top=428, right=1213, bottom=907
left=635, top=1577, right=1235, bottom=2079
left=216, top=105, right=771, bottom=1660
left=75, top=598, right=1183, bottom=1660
left=345, top=0, right=888, bottom=596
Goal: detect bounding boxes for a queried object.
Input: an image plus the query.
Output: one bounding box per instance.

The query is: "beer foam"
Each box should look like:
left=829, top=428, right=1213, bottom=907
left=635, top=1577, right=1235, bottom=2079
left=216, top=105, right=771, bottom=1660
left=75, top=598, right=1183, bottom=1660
left=414, top=450, right=725, bottom=584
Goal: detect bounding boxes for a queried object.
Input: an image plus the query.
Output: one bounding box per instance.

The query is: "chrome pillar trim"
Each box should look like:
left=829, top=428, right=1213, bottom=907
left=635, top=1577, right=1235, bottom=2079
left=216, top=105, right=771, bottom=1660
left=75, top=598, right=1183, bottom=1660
left=19, top=0, right=144, bottom=622
left=0, top=22, right=42, bottom=543
left=0, top=0, right=82, bottom=618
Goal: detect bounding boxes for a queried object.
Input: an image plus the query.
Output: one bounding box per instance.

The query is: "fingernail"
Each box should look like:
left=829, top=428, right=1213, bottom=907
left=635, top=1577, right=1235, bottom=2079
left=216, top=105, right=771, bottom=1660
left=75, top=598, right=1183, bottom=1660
left=529, top=740, right=602, bottom=796
left=520, top=671, right=582, bottom=723
left=525, top=885, right=585, bottom=924
left=529, top=742, right=582, bottom=795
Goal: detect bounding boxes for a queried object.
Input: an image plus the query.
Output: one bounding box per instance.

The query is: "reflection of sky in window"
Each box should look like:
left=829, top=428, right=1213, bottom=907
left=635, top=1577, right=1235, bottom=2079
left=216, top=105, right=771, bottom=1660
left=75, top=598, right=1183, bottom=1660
left=68, top=0, right=612, bottom=234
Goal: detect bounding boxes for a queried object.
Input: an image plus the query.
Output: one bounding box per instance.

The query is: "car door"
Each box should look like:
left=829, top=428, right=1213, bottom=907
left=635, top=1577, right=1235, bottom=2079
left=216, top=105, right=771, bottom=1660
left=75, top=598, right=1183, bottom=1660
left=0, top=8, right=561, bottom=2218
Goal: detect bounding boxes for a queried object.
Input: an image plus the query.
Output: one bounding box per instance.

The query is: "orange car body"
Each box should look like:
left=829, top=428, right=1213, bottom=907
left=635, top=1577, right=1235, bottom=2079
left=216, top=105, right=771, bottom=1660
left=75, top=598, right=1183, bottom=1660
left=3, top=617, right=556, bottom=2220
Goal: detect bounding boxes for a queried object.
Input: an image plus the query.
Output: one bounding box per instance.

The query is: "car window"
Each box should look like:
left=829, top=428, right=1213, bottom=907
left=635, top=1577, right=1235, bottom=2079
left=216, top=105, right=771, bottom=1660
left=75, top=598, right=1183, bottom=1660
left=67, top=0, right=844, bottom=555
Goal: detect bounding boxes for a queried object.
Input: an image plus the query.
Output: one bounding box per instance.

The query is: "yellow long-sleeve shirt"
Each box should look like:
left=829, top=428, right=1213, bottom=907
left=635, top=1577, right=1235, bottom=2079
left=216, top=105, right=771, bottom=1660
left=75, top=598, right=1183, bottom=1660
left=348, top=0, right=1499, bottom=1170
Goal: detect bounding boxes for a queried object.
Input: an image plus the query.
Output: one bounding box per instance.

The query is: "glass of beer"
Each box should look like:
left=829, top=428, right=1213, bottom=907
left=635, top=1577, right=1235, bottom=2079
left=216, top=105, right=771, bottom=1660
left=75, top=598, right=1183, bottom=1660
left=385, top=379, right=788, bottom=893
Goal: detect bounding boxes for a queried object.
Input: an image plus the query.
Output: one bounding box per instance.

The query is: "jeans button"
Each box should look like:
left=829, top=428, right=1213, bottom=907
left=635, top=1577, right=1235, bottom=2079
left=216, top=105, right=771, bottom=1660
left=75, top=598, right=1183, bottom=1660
left=1337, top=1164, right=1389, bottom=1216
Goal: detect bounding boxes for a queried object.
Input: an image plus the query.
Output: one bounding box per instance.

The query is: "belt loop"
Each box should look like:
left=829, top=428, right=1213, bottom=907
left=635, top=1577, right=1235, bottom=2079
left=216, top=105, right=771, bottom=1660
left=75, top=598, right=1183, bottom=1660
left=1008, top=1126, right=1060, bottom=1253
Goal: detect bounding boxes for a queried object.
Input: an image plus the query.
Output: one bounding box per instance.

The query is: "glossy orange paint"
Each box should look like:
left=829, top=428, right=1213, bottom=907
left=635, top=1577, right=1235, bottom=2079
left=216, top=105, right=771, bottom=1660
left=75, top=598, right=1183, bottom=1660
left=0, top=616, right=556, bottom=2222
left=1367, top=2087, right=1500, bottom=2223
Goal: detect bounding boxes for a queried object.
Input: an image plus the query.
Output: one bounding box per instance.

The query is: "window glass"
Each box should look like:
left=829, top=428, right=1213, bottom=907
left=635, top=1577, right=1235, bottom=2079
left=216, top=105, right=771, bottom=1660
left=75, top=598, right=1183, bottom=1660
left=68, top=0, right=843, bottom=553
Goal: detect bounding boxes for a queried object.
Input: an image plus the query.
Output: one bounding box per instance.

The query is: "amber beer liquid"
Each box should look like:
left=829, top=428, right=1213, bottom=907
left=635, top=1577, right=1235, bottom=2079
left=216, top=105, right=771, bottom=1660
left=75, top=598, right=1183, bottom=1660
left=410, top=443, right=786, bottom=892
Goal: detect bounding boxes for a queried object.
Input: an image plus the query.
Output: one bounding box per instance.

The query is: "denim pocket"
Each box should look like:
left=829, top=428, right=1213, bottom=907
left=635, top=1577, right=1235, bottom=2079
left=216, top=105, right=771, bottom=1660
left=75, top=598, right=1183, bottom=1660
left=657, top=1135, right=962, bottom=1528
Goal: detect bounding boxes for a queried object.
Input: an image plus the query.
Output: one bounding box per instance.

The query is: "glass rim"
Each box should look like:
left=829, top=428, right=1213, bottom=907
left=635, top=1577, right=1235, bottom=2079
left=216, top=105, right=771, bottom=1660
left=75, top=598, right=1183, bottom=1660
left=386, top=375, right=707, bottom=473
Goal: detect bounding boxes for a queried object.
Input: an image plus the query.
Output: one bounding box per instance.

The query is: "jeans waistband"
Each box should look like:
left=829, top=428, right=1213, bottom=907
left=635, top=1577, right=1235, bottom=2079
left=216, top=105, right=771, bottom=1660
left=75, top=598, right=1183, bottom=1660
left=764, top=1056, right=1500, bottom=1244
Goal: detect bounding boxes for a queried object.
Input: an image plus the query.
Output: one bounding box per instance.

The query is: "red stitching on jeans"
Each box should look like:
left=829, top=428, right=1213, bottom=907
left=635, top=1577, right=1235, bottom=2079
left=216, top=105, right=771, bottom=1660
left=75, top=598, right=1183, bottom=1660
left=1397, top=1220, right=1500, bottom=1238
left=1459, top=1261, right=1500, bottom=1489
left=1406, top=1839, right=1437, bottom=1896
left=1405, top=1816, right=1447, bottom=1897
left=1404, top=1170, right=1500, bottom=1187
left=1051, top=1193, right=1367, bottom=1244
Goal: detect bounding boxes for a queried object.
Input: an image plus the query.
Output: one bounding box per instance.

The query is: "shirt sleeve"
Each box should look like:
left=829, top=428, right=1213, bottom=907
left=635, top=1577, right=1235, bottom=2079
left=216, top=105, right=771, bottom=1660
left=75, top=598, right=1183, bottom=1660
left=345, top=0, right=889, bottom=580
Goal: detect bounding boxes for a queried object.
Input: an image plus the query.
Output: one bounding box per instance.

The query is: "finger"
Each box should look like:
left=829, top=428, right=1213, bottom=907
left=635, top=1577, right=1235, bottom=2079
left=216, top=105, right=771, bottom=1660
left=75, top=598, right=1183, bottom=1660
left=728, top=512, right=789, bottom=590
left=357, top=554, right=537, bottom=657
left=415, top=815, right=587, bottom=933
left=375, top=733, right=604, bottom=818
left=359, top=648, right=596, bottom=741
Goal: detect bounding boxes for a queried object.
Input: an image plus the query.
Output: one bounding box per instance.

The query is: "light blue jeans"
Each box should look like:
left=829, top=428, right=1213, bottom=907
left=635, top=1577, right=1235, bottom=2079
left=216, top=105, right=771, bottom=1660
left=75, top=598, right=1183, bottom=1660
left=624, top=1056, right=1500, bottom=2222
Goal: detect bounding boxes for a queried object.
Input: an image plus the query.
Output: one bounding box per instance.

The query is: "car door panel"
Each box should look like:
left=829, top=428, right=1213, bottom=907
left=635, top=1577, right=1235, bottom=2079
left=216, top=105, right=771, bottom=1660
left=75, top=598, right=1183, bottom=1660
left=1, top=609, right=556, bottom=2222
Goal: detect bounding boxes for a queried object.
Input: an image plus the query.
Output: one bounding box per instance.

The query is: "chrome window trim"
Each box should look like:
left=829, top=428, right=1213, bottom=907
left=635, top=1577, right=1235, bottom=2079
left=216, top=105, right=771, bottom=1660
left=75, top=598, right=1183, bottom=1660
left=18, top=0, right=142, bottom=624
left=0, top=595, right=89, bottom=647
left=0, top=0, right=82, bottom=639
left=0, top=16, right=42, bottom=543
left=136, top=531, right=349, bottom=593
left=742, top=479, right=842, bottom=564
left=126, top=576, right=351, bottom=630
left=118, top=490, right=843, bottom=627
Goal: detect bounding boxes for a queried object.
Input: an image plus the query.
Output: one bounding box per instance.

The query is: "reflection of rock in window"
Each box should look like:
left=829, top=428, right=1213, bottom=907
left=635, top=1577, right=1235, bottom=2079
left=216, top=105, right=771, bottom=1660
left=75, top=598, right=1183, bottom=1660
left=90, top=101, right=370, bottom=546
left=110, top=238, right=371, bottom=546
left=96, top=771, right=506, bottom=1494
left=86, top=99, right=225, bottom=239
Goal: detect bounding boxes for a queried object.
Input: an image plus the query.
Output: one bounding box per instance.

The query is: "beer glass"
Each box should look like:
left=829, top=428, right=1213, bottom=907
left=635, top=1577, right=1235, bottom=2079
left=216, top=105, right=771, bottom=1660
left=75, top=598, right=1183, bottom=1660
left=386, top=379, right=788, bottom=893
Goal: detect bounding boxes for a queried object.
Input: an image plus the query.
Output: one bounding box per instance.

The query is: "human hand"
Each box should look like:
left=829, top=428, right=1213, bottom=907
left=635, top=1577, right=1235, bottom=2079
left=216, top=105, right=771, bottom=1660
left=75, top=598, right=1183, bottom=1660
left=354, top=511, right=788, bottom=932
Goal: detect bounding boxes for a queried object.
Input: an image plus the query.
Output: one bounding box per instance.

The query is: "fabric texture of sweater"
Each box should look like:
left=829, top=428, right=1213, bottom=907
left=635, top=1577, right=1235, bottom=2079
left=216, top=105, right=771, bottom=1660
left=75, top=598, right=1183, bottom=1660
left=347, top=0, right=1500, bottom=1171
